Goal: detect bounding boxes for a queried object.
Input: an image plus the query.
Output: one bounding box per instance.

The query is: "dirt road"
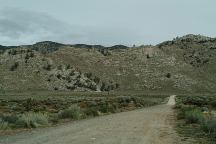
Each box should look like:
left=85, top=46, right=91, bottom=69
left=0, top=95, right=181, bottom=144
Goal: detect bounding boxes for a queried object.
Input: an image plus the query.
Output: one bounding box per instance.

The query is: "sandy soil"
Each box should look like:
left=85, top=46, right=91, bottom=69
left=167, top=95, right=176, bottom=105
left=0, top=96, right=183, bottom=144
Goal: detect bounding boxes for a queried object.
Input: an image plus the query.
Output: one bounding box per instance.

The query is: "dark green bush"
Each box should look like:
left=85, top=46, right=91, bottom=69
left=29, top=52, right=34, bottom=58
left=166, top=73, right=171, bottom=78
left=176, top=105, right=194, bottom=120
left=99, top=104, right=109, bottom=113
left=66, top=64, right=71, bottom=70
left=9, top=50, right=17, bottom=55
left=2, top=114, right=18, bottom=124
left=10, top=62, right=19, bottom=71
left=185, top=109, right=204, bottom=124
left=49, top=114, right=59, bottom=124
left=43, top=64, right=52, bottom=71
left=58, top=105, right=81, bottom=119
left=23, top=98, right=38, bottom=111
left=93, top=76, right=100, bottom=84
left=0, top=118, right=9, bottom=130
left=83, top=107, right=99, bottom=117
left=99, top=104, right=118, bottom=113
left=183, top=96, right=208, bottom=106
left=85, top=72, right=92, bottom=79
left=177, top=110, right=186, bottom=120
left=201, top=119, right=216, bottom=133
left=25, top=54, right=30, bottom=60
left=210, top=100, right=216, bottom=108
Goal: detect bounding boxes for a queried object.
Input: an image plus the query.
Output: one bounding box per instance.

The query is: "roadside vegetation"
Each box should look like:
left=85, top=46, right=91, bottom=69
left=0, top=93, right=166, bottom=133
left=175, top=95, right=216, bottom=143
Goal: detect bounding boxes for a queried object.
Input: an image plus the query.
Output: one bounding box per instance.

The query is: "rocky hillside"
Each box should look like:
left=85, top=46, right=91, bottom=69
left=0, top=34, right=216, bottom=93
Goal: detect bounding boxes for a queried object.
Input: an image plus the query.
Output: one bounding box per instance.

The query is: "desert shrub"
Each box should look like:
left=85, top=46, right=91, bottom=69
left=183, top=96, right=207, bottom=106
left=176, top=105, right=194, bottom=120
left=43, top=64, right=52, bottom=71
left=16, top=112, right=49, bottom=128
left=176, top=95, right=216, bottom=142
left=118, top=96, right=132, bottom=103
left=0, top=118, right=9, bottom=130
left=2, top=114, right=18, bottom=124
left=83, top=107, right=99, bottom=117
left=58, top=105, right=81, bottom=119
left=99, top=49, right=111, bottom=56
left=100, top=82, right=106, bottom=91
left=115, top=83, right=120, bottom=89
left=210, top=100, right=216, bottom=108
left=174, top=103, right=183, bottom=109
left=99, top=104, right=109, bottom=113
left=29, top=52, right=34, bottom=58
left=9, top=50, right=17, bottom=55
left=135, top=98, right=160, bottom=107
left=23, top=98, right=38, bottom=111
left=66, top=64, right=71, bottom=70
left=108, top=85, right=115, bottom=91
left=201, top=119, right=216, bottom=133
left=66, top=85, right=75, bottom=90
left=85, top=72, right=93, bottom=79
left=100, top=82, right=115, bottom=92
left=10, top=62, right=19, bottom=71
left=57, top=65, right=63, bottom=70
left=185, top=109, right=204, bottom=124
left=54, top=87, right=59, bottom=91
left=66, top=76, right=71, bottom=83
left=69, top=70, right=75, bottom=76
left=166, top=73, right=171, bottom=78
left=25, top=54, right=30, bottom=60
left=117, top=96, right=134, bottom=107
left=86, top=83, right=97, bottom=91
left=49, top=114, right=59, bottom=124
left=177, top=110, right=185, bottom=120
left=93, top=76, right=100, bottom=84
left=56, top=74, right=62, bottom=79
left=99, top=104, right=117, bottom=113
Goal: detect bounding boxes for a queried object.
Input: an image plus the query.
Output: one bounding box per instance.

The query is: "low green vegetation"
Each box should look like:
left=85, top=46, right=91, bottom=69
left=175, top=95, right=216, bottom=143
left=0, top=112, right=48, bottom=129
left=58, top=105, right=81, bottom=119
left=10, top=62, right=19, bottom=71
left=0, top=93, right=166, bottom=132
left=0, top=118, right=9, bottom=130
left=184, top=109, right=204, bottom=124
left=15, top=112, right=49, bottom=128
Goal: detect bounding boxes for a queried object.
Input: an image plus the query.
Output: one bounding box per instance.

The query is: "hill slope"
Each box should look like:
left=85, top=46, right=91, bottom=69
left=0, top=34, right=216, bottom=93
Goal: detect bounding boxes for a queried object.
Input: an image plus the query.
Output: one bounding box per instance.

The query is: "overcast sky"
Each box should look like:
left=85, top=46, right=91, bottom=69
left=0, top=0, right=216, bottom=46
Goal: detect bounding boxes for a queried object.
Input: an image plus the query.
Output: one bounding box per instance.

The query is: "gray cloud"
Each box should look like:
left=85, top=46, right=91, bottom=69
left=0, top=1, right=216, bottom=46
left=0, top=8, right=85, bottom=46
left=0, top=8, right=143, bottom=46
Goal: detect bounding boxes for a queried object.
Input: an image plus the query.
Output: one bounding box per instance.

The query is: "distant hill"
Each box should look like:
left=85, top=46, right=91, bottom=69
left=0, top=34, right=216, bottom=93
